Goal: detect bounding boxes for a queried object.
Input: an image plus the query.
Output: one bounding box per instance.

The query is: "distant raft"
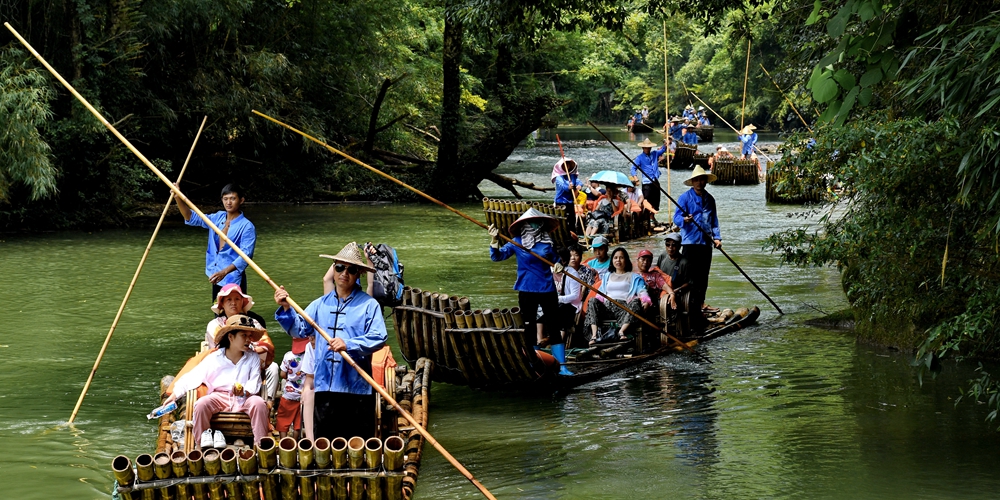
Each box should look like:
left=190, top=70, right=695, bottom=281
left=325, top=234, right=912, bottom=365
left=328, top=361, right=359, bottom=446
left=711, top=158, right=762, bottom=185
left=481, top=197, right=655, bottom=245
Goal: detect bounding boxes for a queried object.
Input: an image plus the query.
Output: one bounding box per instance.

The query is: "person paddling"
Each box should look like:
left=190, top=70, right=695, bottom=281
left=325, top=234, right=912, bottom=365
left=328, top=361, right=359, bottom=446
left=672, top=166, right=721, bottom=334
left=631, top=138, right=669, bottom=220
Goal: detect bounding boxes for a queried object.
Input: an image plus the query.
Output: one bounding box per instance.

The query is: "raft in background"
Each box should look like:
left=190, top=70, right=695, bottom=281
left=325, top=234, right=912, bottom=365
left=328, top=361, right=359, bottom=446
left=695, top=125, right=714, bottom=142
left=391, top=284, right=760, bottom=391
left=629, top=121, right=655, bottom=133
left=711, top=158, right=764, bottom=185
left=481, top=197, right=653, bottom=245
left=124, top=358, right=435, bottom=500
left=664, top=143, right=698, bottom=170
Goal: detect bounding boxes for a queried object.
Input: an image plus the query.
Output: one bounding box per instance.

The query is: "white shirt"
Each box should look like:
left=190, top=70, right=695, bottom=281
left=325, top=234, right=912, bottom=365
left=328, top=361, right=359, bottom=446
left=605, top=274, right=631, bottom=300
left=300, top=342, right=315, bottom=376
left=172, top=348, right=262, bottom=396
left=555, top=267, right=583, bottom=311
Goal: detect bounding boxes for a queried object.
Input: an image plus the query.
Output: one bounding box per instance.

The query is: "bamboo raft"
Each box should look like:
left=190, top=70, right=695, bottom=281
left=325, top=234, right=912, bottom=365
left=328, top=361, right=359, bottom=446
left=711, top=158, right=762, bottom=185
left=765, top=163, right=830, bottom=204
left=665, top=144, right=698, bottom=170
left=695, top=125, right=714, bottom=142
left=481, top=197, right=654, bottom=245
left=392, top=284, right=759, bottom=391
left=629, top=121, right=655, bottom=133
left=119, top=358, right=434, bottom=500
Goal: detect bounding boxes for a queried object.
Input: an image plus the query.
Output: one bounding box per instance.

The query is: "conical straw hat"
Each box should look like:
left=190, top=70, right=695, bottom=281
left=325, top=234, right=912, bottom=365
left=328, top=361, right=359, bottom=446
left=637, top=138, right=657, bottom=148
left=319, top=242, right=375, bottom=272
left=509, top=207, right=559, bottom=235
left=739, top=124, right=757, bottom=135
left=684, top=165, right=718, bottom=186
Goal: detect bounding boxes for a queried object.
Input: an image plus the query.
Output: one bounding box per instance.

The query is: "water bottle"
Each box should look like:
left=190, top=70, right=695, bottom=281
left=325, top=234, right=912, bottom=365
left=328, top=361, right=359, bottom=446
left=146, top=401, right=177, bottom=420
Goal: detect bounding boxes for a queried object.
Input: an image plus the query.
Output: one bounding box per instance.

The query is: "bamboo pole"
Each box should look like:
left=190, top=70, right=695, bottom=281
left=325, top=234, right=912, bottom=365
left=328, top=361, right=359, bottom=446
left=587, top=121, right=784, bottom=315
left=186, top=450, right=208, bottom=500
left=741, top=38, right=752, bottom=129
left=384, top=435, right=405, bottom=500
left=663, top=19, right=673, bottom=208
left=3, top=23, right=496, bottom=500
left=112, top=455, right=135, bottom=500
left=67, top=115, right=207, bottom=424
left=220, top=448, right=242, bottom=500
left=251, top=109, right=707, bottom=363
left=348, top=437, right=365, bottom=500
left=365, top=438, right=383, bottom=500
left=153, top=452, right=175, bottom=500
left=759, top=63, right=814, bottom=134
left=331, top=437, right=348, bottom=499
left=298, top=438, right=315, bottom=500
left=689, top=92, right=775, bottom=163
left=202, top=449, right=224, bottom=500
left=314, top=437, right=333, bottom=500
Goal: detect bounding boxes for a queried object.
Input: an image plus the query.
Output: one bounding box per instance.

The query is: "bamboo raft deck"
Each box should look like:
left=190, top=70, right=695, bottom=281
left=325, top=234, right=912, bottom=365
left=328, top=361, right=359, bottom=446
left=481, top=197, right=655, bottom=246
left=116, top=357, right=434, bottom=500
left=665, top=144, right=698, bottom=170
left=392, top=284, right=760, bottom=391
left=711, top=158, right=763, bottom=185
left=629, top=121, right=655, bottom=133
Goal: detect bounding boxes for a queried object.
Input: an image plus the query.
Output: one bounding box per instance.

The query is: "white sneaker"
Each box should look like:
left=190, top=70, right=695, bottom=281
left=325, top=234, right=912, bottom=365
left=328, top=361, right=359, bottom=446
left=213, top=430, right=226, bottom=449
left=200, top=429, right=214, bottom=449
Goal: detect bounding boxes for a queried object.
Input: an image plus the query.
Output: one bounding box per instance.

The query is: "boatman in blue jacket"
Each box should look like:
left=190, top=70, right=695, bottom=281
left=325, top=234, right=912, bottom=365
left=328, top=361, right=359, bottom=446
left=739, top=124, right=758, bottom=159
left=630, top=137, right=668, bottom=217
left=673, top=166, right=721, bottom=334
left=273, top=242, right=387, bottom=440
left=177, top=183, right=257, bottom=300
left=680, top=126, right=699, bottom=146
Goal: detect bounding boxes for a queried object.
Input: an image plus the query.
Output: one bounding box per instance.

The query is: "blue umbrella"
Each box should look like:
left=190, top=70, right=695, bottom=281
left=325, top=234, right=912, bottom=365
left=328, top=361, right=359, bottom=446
left=590, top=170, right=633, bottom=186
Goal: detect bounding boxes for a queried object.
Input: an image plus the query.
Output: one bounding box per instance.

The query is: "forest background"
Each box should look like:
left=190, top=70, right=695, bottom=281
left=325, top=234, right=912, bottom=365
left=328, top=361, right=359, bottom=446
left=6, top=0, right=1000, bottom=424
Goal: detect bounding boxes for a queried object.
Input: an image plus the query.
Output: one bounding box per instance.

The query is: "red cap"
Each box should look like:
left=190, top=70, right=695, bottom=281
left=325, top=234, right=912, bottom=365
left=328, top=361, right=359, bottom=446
left=638, top=249, right=653, bottom=258
left=292, top=337, right=310, bottom=355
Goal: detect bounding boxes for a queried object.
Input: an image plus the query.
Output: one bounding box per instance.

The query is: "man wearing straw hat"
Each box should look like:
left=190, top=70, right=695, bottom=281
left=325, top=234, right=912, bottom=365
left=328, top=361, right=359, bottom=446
left=631, top=137, right=669, bottom=217
left=273, top=242, right=386, bottom=440
left=739, top=124, right=758, bottom=160
left=672, top=166, right=721, bottom=334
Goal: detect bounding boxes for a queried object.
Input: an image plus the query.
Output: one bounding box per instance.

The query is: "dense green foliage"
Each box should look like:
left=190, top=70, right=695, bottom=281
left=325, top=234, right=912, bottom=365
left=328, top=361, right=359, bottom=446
left=766, top=0, right=1000, bottom=424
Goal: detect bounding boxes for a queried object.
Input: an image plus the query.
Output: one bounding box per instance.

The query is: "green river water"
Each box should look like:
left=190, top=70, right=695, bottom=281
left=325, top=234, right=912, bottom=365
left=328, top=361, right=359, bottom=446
left=2, top=126, right=999, bottom=499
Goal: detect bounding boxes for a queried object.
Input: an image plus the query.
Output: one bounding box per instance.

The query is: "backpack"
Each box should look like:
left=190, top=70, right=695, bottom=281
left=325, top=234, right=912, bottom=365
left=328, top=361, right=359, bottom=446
left=364, top=242, right=405, bottom=307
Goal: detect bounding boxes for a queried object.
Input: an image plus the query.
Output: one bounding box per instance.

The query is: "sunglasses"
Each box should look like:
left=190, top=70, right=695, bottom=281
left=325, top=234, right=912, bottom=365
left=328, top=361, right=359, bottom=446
left=664, top=242, right=680, bottom=247
left=335, top=264, right=361, bottom=275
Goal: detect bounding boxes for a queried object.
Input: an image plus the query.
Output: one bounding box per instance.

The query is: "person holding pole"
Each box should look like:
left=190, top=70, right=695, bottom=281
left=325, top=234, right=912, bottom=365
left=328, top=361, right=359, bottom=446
left=673, top=167, right=721, bottom=334
left=739, top=124, right=759, bottom=160
left=177, top=183, right=257, bottom=300
left=552, top=158, right=583, bottom=235
left=272, top=242, right=387, bottom=440
left=631, top=138, right=669, bottom=223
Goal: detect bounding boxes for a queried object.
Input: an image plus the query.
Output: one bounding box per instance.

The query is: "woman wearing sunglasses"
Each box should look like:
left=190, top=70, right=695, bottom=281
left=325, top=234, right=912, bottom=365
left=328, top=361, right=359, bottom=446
left=273, top=242, right=387, bottom=441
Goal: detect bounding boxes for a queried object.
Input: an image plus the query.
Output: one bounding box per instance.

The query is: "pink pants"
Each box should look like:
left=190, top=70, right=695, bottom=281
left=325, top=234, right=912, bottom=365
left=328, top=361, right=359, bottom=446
left=193, top=391, right=270, bottom=446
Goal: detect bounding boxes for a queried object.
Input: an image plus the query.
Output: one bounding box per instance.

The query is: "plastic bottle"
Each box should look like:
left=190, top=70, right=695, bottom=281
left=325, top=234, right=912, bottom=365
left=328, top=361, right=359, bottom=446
left=146, top=401, right=177, bottom=420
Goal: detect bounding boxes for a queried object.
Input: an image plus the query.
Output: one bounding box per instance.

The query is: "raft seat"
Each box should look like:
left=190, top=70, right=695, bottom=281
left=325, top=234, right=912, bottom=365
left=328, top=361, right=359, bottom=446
left=210, top=412, right=254, bottom=442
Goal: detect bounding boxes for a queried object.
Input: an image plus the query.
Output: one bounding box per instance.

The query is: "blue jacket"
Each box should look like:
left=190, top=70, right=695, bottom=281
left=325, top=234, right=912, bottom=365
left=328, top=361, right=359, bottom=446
left=699, top=116, right=711, bottom=126
left=672, top=188, right=721, bottom=245
left=186, top=211, right=256, bottom=286
left=740, top=132, right=758, bottom=156
left=554, top=174, right=582, bottom=204
left=681, top=131, right=699, bottom=145
left=491, top=237, right=558, bottom=293
left=670, top=124, right=684, bottom=141
left=275, top=287, right=387, bottom=395
left=631, top=144, right=667, bottom=184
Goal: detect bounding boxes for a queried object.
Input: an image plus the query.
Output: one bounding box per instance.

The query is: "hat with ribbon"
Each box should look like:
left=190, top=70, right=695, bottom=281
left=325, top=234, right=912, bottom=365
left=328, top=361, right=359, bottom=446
left=320, top=242, right=376, bottom=273
left=214, top=314, right=266, bottom=346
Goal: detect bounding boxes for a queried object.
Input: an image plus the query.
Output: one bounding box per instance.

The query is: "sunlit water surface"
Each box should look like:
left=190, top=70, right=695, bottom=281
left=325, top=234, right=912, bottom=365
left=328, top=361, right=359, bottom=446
left=1, top=126, right=998, bottom=499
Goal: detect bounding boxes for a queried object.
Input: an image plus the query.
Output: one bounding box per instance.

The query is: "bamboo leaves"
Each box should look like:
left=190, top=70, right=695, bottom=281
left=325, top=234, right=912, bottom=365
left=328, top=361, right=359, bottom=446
left=0, top=48, right=57, bottom=203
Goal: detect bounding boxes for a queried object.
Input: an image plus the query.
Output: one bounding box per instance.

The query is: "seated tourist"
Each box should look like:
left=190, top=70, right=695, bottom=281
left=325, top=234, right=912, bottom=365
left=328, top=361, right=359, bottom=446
left=654, top=232, right=690, bottom=315
left=584, top=185, right=622, bottom=238
left=636, top=249, right=669, bottom=305
left=164, top=315, right=270, bottom=449
left=207, top=283, right=278, bottom=408
left=584, top=247, right=651, bottom=345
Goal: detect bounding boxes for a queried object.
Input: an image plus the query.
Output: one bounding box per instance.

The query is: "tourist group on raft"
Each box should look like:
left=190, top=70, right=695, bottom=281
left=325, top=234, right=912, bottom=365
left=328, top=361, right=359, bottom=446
left=495, top=133, right=730, bottom=374
left=160, top=183, right=393, bottom=454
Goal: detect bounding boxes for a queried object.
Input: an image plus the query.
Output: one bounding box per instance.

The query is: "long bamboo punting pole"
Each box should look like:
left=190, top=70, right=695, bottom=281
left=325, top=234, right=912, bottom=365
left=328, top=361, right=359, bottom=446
left=68, top=115, right=207, bottom=424
left=251, top=110, right=709, bottom=364
left=663, top=20, right=672, bottom=208
left=587, top=121, right=784, bottom=315
left=4, top=23, right=497, bottom=500
left=759, top=63, right=814, bottom=135
left=741, top=39, right=752, bottom=129
left=689, top=92, right=775, bottom=163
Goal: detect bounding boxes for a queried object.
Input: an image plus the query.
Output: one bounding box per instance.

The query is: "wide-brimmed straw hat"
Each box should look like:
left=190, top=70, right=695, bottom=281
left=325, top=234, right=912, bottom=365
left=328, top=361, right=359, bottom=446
left=637, top=138, right=657, bottom=148
left=684, top=165, right=718, bottom=185
left=211, top=283, right=254, bottom=314
left=320, top=242, right=376, bottom=273
left=214, top=314, right=266, bottom=346
left=739, top=124, right=757, bottom=135
left=509, top=207, right=559, bottom=235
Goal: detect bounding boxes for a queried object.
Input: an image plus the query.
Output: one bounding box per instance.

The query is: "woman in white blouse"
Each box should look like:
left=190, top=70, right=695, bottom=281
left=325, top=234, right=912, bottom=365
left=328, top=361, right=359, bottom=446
left=164, top=314, right=269, bottom=449
left=584, top=247, right=652, bottom=345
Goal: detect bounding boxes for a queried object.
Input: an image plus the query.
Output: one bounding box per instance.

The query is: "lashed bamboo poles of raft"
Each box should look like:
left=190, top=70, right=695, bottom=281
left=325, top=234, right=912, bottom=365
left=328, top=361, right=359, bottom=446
left=710, top=158, right=762, bottom=185
left=4, top=23, right=492, bottom=500
left=113, top=363, right=429, bottom=500
left=482, top=198, right=571, bottom=247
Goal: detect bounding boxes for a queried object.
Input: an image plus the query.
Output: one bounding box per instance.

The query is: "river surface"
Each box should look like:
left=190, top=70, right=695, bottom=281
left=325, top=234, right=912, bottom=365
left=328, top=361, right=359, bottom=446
left=2, top=126, right=999, bottom=499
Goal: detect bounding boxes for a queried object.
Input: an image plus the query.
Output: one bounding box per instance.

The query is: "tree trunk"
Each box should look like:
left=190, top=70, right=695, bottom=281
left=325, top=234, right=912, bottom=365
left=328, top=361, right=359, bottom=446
left=435, top=3, right=463, bottom=178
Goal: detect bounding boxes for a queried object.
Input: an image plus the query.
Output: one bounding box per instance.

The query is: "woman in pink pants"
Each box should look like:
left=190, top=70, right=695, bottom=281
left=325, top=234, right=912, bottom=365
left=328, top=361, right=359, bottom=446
left=164, top=314, right=270, bottom=449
